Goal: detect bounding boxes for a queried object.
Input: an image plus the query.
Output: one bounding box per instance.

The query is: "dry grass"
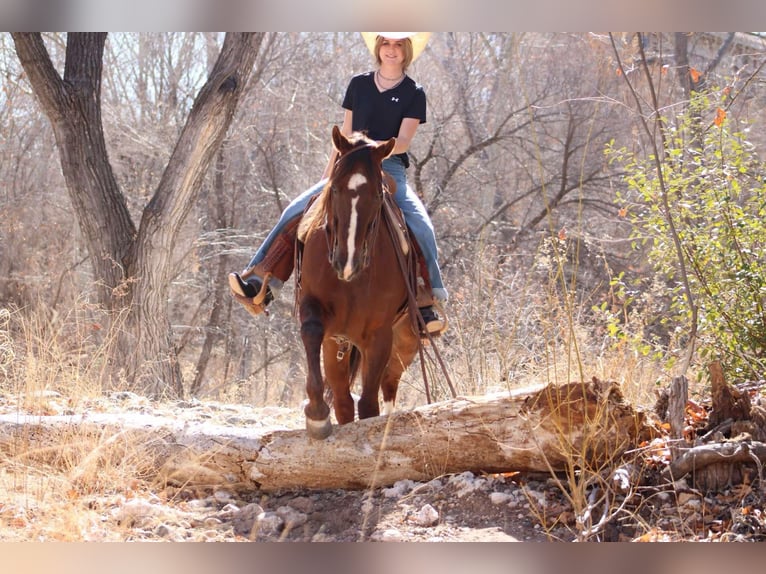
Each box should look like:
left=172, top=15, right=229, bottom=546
left=0, top=303, right=153, bottom=541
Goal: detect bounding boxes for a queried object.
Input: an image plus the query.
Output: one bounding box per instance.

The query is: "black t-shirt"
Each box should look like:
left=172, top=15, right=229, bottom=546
left=341, top=72, right=426, bottom=168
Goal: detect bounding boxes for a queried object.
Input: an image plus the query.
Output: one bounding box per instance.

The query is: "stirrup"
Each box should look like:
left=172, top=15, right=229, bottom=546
left=419, top=303, right=447, bottom=337
left=228, top=272, right=274, bottom=317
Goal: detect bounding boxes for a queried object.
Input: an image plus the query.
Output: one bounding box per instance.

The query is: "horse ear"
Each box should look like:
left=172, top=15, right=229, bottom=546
left=373, top=137, right=396, bottom=163
left=332, top=125, right=352, bottom=154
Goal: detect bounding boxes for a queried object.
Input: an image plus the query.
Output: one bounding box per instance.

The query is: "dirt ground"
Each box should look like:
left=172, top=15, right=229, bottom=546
left=158, top=470, right=553, bottom=542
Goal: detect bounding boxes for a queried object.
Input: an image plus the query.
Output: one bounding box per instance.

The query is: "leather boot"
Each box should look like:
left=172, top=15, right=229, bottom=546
left=228, top=271, right=274, bottom=317
left=229, top=217, right=301, bottom=318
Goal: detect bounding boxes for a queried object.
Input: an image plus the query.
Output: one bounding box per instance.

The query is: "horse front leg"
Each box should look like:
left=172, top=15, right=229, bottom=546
left=323, top=341, right=355, bottom=425
left=300, top=299, right=332, bottom=439
left=357, top=329, right=394, bottom=420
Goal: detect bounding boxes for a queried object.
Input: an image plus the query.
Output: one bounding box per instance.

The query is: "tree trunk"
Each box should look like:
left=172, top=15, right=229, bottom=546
left=674, top=32, right=705, bottom=151
left=668, top=375, right=689, bottom=459
left=12, top=33, right=135, bottom=309
left=120, top=33, right=264, bottom=397
left=13, top=33, right=264, bottom=397
left=0, top=380, right=653, bottom=492
left=673, top=32, right=692, bottom=101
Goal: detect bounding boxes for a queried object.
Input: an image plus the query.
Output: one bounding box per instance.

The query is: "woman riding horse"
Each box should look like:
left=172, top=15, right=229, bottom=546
left=229, top=32, right=447, bottom=333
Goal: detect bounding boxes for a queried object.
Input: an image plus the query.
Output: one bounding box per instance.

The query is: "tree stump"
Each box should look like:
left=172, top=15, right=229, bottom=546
left=708, top=360, right=752, bottom=428
left=664, top=362, right=766, bottom=489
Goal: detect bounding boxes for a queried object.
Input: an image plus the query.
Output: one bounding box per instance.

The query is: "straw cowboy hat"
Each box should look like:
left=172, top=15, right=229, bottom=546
left=360, top=32, right=431, bottom=62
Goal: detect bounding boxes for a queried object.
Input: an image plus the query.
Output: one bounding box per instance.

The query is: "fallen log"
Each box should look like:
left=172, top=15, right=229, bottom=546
left=664, top=440, right=766, bottom=486
left=0, top=379, right=652, bottom=492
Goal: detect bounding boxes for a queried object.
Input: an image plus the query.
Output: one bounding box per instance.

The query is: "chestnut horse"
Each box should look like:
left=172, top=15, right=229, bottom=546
left=297, top=126, right=420, bottom=440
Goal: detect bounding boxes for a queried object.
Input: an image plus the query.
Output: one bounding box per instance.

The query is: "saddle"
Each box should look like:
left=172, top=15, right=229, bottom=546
left=379, top=182, right=435, bottom=309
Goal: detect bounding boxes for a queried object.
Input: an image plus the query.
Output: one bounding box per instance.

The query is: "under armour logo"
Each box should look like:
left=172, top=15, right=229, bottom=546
left=391, top=97, right=399, bottom=102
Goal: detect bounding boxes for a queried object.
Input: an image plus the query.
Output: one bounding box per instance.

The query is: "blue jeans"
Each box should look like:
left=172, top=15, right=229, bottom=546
left=247, top=156, right=447, bottom=301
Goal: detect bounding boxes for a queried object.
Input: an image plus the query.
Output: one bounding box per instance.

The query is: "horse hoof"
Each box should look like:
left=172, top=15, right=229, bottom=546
left=306, top=416, right=333, bottom=440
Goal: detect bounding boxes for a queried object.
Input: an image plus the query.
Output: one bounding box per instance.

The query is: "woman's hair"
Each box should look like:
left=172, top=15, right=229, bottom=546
left=373, top=35, right=414, bottom=72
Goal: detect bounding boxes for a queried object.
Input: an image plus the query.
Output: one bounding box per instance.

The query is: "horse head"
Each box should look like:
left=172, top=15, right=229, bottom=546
left=325, top=126, right=395, bottom=281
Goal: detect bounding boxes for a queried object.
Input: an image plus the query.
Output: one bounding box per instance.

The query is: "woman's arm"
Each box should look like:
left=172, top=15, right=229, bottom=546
left=391, top=117, right=420, bottom=154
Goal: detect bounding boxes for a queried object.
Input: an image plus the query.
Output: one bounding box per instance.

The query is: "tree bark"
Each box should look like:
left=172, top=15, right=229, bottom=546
left=12, top=33, right=264, bottom=396
left=674, top=32, right=693, bottom=101
left=668, top=375, right=689, bottom=459
left=0, top=380, right=653, bottom=492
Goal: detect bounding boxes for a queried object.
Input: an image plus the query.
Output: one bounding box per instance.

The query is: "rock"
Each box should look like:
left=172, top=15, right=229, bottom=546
left=256, top=512, right=284, bottom=538
left=213, top=490, right=233, bottom=503
left=186, top=498, right=211, bottom=509
left=110, top=391, right=141, bottom=401
left=219, top=503, right=240, bottom=514
left=383, top=479, right=416, bottom=498
left=489, top=492, right=513, bottom=505
left=113, top=498, right=163, bottom=527
left=410, top=504, right=439, bottom=527
left=371, top=528, right=405, bottom=542
left=449, top=472, right=488, bottom=498
left=230, top=503, right=264, bottom=537
left=276, top=506, right=308, bottom=529
left=611, top=467, right=632, bottom=494
left=311, top=531, right=336, bottom=542
left=285, top=496, right=313, bottom=513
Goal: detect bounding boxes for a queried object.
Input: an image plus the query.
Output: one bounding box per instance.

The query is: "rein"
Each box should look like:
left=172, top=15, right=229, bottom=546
left=381, top=197, right=456, bottom=403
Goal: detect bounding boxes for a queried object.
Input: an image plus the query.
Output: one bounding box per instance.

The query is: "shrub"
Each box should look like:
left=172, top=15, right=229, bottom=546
left=606, top=91, right=766, bottom=381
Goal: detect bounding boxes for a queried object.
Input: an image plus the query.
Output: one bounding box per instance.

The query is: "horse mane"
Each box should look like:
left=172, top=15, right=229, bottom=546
left=344, top=130, right=375, bottom=147
left=297, top=182, right=330, bottom=241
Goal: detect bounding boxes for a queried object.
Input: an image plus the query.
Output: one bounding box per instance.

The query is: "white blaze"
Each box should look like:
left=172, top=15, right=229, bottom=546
left=347, top=173, right=367, bottom=191
left=343, top=195, right=360, bottom=280
left=341, top=173, right=366, bottom=280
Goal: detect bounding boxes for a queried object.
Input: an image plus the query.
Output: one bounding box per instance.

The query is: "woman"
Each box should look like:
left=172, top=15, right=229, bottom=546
left=230, top=32, right=447, bottom=333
